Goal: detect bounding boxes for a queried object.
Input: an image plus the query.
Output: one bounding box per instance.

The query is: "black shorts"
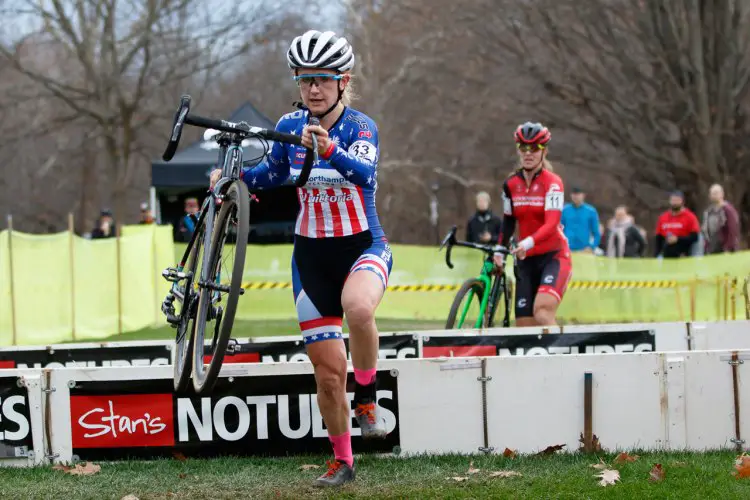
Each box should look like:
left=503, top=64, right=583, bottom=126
left=514, top=249, right=572, bottom=318
left=291, top=231, right=393, bottom=345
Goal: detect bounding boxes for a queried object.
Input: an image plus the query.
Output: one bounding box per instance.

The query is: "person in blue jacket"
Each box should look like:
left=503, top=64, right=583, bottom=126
left=561, top=187, right=601, bottom=252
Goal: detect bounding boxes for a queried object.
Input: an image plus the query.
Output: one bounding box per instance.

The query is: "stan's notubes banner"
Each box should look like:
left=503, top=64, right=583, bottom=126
left=0, top=377, right=33, bottom=458
left=69, top=371, right=400, bottom=460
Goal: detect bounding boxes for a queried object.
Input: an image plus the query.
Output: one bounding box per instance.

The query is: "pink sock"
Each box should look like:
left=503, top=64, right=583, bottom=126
left=329, top=431, right=353, bottom=467
left=354, top=367, right=377, bottom=386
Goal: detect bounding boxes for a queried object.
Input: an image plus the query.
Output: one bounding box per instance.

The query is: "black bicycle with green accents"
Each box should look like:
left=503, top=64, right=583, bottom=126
left=440, top=225, right=514, bottom=329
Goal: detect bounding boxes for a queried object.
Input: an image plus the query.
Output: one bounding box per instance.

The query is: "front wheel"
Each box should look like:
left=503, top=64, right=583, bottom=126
left=445, top=278, right=489, bottom=329
left=191, top=180, right=250, bottom=395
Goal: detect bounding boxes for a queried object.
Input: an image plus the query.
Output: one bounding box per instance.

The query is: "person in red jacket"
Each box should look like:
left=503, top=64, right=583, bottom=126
left=493, top=122, right=571, bottom=327
left=654, top=191, right=700, bottom=258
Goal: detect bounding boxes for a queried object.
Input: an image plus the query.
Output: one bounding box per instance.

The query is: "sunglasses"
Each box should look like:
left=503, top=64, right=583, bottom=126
left=516, top=143, right=546, bottom=153
left=293, top=73, right=343, bottom=89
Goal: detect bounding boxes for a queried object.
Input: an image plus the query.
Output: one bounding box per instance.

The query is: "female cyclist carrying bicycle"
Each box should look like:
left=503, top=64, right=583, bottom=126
left=493, top=122, right=572, bottom=326
left=210, top=30, right=391, bottom=487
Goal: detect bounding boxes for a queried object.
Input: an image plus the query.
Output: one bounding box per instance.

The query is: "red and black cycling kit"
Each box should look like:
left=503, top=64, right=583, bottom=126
left=500, top=168, right=572, bottom=317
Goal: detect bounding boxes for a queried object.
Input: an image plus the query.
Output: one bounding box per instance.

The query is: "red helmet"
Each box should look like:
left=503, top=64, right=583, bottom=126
left=514, top=122, right=551, bottom=145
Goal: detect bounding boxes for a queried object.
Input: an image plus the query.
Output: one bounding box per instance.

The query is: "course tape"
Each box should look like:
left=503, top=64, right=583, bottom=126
left=241, top=280, right=680, bottom=292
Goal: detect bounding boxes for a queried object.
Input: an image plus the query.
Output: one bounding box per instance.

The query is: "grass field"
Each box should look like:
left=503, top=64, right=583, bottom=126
left=99, top=318, right=446, bottom=343
left=2, top=451, right=749, bottom=499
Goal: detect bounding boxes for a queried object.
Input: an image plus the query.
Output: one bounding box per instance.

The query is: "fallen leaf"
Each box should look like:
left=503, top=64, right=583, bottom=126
left=54, top=462, right=101, bottom=476
left=172, top=452, right=187, bottom=462
left=578, top=432, right=602, bottom=452
left=299, top=464, right=321, bottom=471
left=671, top=461, right=687, bottom=467
left=734, top=454, right=750, bottom=478
left=502, top=448, right=518, bottom=459
left=178, top=473, right=188, bottom=479
left=596, top=469, right=620, bottom=487
left=449, top=476, right=469, bottom=482
left=121, top=496, right=139, bottom=500
left=590, top=458, right=608, bottom=470
left=467, top=461, right=481, bottom=475
left=489, top=470, right=522, bottom=478
left=649, top=463, right=665, bottom=482
left=536, top=444, right=565, bottom=456
left=614, top=452, right=639, bottom=464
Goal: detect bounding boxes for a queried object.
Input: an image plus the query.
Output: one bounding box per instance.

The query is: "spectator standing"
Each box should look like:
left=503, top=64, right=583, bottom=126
left=138, top=202, right=155, bottom=225
left=701, top=184, right=740, bottom=254
left=466, top=191, right=502, bottom=244
left=654, top=191, right=700, bottom=258
left=91, top=209, right=116, bottom=239
left=561, top=187, right=600, bottom=252
left=178, top=197, right=200, bottom=242
left=604, top=206, right=646, bottom=258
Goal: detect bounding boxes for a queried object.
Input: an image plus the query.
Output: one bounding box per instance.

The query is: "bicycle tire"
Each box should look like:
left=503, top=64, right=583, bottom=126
left=173, top=224, right=206, bottom=393
left=487, top=274, right=512, bottom=328
left=445, top=278, right=487, bottom=329
left=191, top=180, right=250, bottom=394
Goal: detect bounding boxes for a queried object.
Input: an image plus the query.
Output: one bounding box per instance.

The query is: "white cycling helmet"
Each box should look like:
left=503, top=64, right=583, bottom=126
left=287, top=30, right=355, bottom=72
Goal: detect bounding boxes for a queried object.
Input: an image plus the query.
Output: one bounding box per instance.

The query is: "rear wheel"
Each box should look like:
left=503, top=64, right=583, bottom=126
left=173, top=224, right=206, bottom=393
left=192, top=181, right=250, bottom=395
left=445, top=278, right=489, bottom=329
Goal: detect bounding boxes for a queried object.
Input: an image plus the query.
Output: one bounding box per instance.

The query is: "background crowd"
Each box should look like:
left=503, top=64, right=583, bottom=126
left=466, top=183, right=740, bottom=259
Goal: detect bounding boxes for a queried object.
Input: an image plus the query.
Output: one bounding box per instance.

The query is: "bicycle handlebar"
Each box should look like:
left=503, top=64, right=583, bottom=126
left=161, top=95, right=310, bottom=187
left=439, top=225, right=510, bottom=269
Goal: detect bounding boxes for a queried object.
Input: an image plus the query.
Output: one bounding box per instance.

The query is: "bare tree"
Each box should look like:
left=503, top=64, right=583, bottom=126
left=0, top=0, right=282, bottom=225
left=474, top=0, right=750, bottom=237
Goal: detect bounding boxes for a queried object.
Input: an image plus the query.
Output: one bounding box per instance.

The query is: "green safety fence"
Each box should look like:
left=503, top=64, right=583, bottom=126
left=0, top=225, right=174, bottom=346
left=2, top=224, right=749, bottom=346
left=203, top=243, right=750, bottom=326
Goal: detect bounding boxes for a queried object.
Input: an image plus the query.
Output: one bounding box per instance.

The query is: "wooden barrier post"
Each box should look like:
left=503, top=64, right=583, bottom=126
left=115, top=222, right=123, bottom=335
left=674, top=282, right=685, bottom=321
left=723, top=274, right=730, bottom=321
left=583, top=371, right=593, bottom=452
left=68, top=213, right=76, bottom=341
left=731, top=278, right=737, bottom=320
left=6, top=215, right=18, bottom=346
left=152, top=225, right=159, bottom=325
left=690, top=279, right=697, bottom=322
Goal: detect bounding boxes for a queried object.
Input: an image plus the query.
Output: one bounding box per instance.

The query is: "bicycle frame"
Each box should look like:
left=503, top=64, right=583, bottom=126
left=166, top=133, right=244, bottom=338
left=456, top=259, right=504, bottom=329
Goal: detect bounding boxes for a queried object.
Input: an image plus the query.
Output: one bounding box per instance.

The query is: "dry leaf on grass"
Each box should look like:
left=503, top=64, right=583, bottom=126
left=590, top=458, right=608, bottom=470
left=178, top=473, right=188, bottom=479
left=649, top=463, right=665, bottom=482
left=467, top=461, right=481, bottom=475
left=489, top=471, right=522, bottom=478
left=671, top=461, right=687, bottom=467
left=734, top=454, right=750, bottom=478
left=502, top=448, right=518, bottom=459
left=172, top=452, right=187, bottom=462
left=53, top=462, right=101, bottom=476
left=613, top=452, right=639, bottom=464
left=536, top=444, right=565, bottom=456
left=299, top=464, right=321, bottom=471
left=578, top=432, right=602, bottom=452
left=596, top=469, right=620, bottom=487
left=449, top=476, right=469, bottom=482
left=121, top=496, right=139, bottom=500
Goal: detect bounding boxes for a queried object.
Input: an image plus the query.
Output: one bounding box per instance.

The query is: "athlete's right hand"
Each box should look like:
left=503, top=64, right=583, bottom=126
left=492, top=253, right=505, bottom=273
left=209, top=169, right=221, bottom=189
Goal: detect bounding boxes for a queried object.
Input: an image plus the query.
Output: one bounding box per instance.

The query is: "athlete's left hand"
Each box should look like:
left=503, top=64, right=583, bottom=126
left=511, top=246, right=527, bottom=260
left=302, top=124, right=330, bottom=155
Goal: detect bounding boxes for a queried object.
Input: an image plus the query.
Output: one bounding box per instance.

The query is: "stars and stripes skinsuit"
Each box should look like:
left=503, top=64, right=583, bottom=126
left=241, top=107, right=392, bottom=344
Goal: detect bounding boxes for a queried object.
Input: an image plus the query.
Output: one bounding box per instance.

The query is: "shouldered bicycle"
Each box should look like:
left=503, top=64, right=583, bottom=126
left=160, top=95, right=316, bottom=395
